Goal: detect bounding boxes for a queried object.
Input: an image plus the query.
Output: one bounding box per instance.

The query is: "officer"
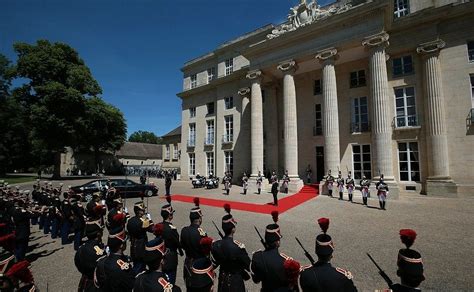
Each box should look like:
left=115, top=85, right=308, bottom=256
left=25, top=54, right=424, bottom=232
left=271, top=171, right=279, bottom=206
left=107, top=198, right=127, bottom=231
left=180, top=198, right=208, bottom=283
left=256, top=171, right=263, bottom=195
left=299, top=217, right=357, bottom=291
left=94, top=227, right=135, bottom=291
left=72, top=196, right=87, bottom=250
left=187, top=236, right=215, bottom=292
left=242, top=173, right=249, bottom=195
left=360, top=175, right=370, bottom=206
left=336, top=171, right=345, bottom=201
left=126, top=201, right=154, bottom=274
left=282, top=170, right=290, bottom=194
left=60, top=192, right=73, bottom=245
left=376, top=174, right=389, bottom=210
left=345, top=172, right=355, bottom=202
left=251, top=211, right=293, bottom=291
left=211, top=204, right=251, bottom=292
left=159, top=195, right=182, bottom=284
left=165, top=174, right=172, bottom=196
left=74, top=219, right=105, bottom=292
left=133, top=229, right=182, bottom=292
left=324, top=170, right=335, bottom=197
left=223, top=173, right=231, bottom=196
left=390, top=229, right=425, bottom=292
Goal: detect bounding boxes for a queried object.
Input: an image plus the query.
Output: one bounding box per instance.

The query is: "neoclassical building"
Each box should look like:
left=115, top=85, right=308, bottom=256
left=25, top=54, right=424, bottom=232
left=177, top=0, right=474, bottom=196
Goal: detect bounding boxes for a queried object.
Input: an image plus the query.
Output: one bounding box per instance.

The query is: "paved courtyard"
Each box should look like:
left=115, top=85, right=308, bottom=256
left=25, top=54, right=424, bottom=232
left=14, top=177, right=474, bottom=291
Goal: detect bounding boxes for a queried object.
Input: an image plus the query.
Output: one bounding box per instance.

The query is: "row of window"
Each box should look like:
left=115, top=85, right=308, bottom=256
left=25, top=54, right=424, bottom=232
left=189, top=58, right=233, bottom=89
left=164, top=144, right=179, bottom=161
left=189, top=97, right=233, bottom=118
left=188, top=115, right=234, bottom=147
left=188, top=151, right=233, bottom=176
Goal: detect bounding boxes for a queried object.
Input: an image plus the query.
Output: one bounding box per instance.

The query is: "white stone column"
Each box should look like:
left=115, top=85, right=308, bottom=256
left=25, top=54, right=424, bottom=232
left=363, top=32, right=394, bottom=180
left=246, top=70, right=264, bottom=177
left=417, top=40, right=450, bottom=180
left=277, top=60, right=299, bottom=178
left=315, top=48, right=340, bottom=175
left=238, top=87, right=251, bottom=174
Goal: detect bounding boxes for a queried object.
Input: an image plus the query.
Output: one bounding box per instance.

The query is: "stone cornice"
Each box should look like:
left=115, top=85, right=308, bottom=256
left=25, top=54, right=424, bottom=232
left=277, top=60, right=297, bottom=73
left=362, top=32, right=390, bottom=48
left=416, top=39, right=446, bottom=54
left=238, top=87, right=251, bottom=96
left=315, top=47, right=338, bottom=61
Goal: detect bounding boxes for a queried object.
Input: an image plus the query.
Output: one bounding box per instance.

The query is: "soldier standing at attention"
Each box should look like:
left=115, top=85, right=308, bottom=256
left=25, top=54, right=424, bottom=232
left=165, top=173, right=172, bottom=196
left=74, top=220, right=105, bottom=292
left=271, top=171, right=279, bottom=206
left=211, top=204, right=251, bottom=292
left=60, top=192, right=73, bottom=245
left=325, top=170, right=335, bottom=197
left=360, top=175, right=370, bottom=206
left=256, top=171, right=263, bottom=195
left=305, top=165, right=312, bottom=184
left=336, top=172, right=345, bottom=201
left=376, top=174, right=389, bottom=210
left=242, top=173, right=249, bottom=195
left=180, top=198, right=208, bottom=284
left=251, top=211, right=293, bottom=292
left=345, top=172, right=355, bottom=203
left=160, top=195, right=183, bottom=285
left=187, top=237, right=216, bottom=292
left=282, top=170, right=290, bottom=194
left=126, top=201, right=154, bottom=274
left=299, top=218, right=357, bottom=291
left=223, top=173, right=231, bottom=196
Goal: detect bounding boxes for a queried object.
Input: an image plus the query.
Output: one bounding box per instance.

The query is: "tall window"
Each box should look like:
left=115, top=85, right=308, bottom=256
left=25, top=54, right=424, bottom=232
left=393, top=55, right=414, bottom=76
left=313, top=79, right=322, bottom=95
left=394, top=87, right=418, bottom=127
left=165, top=145, right=170, bottom=160
left=189, top=107, right=196, bottom=118
left=225, top=96, right=233, bottom=109
left=224, top=115, right=233, bottom=143
left=314, top=104, right=323, bottom=136
left=352, top=144, right=371, bottom=179
left=173, top=144, right=178, bottom=160
left=206, top=120, right=214, bottom=145
left=350, top=70, right=366, bottom=88
left=190, top=74, right=197, bottom=89
left=207, top=102, right=215, bottom=115
left=207, top=67, right=216, bottom=83
left=224, top=151, right=233, bottom=174
left=351, top=97, right=369, bottom=133
left=189, top=153, right=195, bottom=175
left=206, top=152, right=214, bottom=176
left=188, top=123, right=196, bottom=147
left=225, top=58, right=234, bottom=76
left=394, top=0, right=409, bottom=19
left=398, top=142, right=420, bottom=182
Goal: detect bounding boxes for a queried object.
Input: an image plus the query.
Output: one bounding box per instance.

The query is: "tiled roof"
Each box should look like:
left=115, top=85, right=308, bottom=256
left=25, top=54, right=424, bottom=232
left=115, top=142, right=162, bottom=159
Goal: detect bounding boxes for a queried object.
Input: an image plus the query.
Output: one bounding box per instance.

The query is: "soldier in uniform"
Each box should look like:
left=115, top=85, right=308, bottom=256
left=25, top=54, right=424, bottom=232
left=107, top=198, right=127, bottom=232
left=282, top=170, right=290, bottom=194
left=271, top=171, right=279, bottom=206
left=180, top=198, right=208, bottom=284
left=86, top=193, right=101, bottom=220
left=94, top=227, right=135, bottom=291
left=160, top=195, right=183, bottom=284
left=251, top=211, right=293, bottom=291
left=336, top=172, right=345, bottom=201
left=133, top=227, right=182, bottom=292
left=242, top=173, right=249, bottom=195
left=60, top=192, right=73, bottom=245
left=223, top=173, right=231, bottom=196
left=305, top=165, right=313, bottom=184
left=12, top=200, right=32, bottom=261
left=72, top=197, right=87, bottom=250
left=299, top=217, right=357, bottom=292
left=211, top=204, right=251, bottom=292
left=391, top=229, right=425, bottom=292
left=256, top=171, right=263, bottom=195
left=345, top=172, right=355, bottom=203
left=376, top=174, right=389, bottom=210
left=324, top=170, right=335, bottom=197
left=75, top=220, right=105, bottom=292
left=165, top=174, right=172, bottom=196
left=126, top=201, right=154, bottom=274
left=360, top=175, right=370, bottom=206
left=187, top=236, right=215, bottom=292
left=0, top=260, right=37, bottom=292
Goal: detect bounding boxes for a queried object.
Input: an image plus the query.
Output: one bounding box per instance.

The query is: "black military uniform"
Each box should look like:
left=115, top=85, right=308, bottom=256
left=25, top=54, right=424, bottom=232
left=133, top=235, right=182, bottom=292
left=75, top=220, right=105, bottom=292
left=271, top=172, right=279, bottom=206
left=106, top=198, right=127, bottom=232
left=72, top=198, right=86, bottom=250
left=126, top=201, right=153, bottom=274
left=299, top=217, right=357, bottom=292
left=94, top=227, right=135, bottom=291
left=211, top=204, right=250, bottom=292
left=251, top=211, right=293, bottom=292
left=180, top=198, right=207, bottom=283
left=12, top=203, right=31, bottom=261
left=60, top=193, right=73, bottom=245
left=160, top=196, right=182, bottom=284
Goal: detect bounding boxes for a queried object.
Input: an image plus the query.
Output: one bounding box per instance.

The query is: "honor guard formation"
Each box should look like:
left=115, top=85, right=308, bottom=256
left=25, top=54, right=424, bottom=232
left=0, top=179, right=426, bottom=291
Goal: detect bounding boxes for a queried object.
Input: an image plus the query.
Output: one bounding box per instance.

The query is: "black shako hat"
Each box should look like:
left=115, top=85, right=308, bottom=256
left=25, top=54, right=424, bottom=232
left=161, top=195, right=175, bottom=219
left=265, top=211, right=281, bottom=244
left=315, top=217, right=334, bottom=256
left=398, top=229, right=424, bottom=280
left=85, top=219, right=103, bottom=238
left=190, top=197, right=203, bottom=221
left=143, top=233, right=166, bottom=265
left=221, top=203, right=236, bottom=233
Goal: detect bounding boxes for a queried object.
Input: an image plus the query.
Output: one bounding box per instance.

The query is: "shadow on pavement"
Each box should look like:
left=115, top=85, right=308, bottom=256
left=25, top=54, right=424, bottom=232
left=26, top=247, right=64, bottom=263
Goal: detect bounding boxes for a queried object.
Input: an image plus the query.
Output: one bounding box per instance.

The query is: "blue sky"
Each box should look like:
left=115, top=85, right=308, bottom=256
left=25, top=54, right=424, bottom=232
left=1, top=0, right=334, bottom=137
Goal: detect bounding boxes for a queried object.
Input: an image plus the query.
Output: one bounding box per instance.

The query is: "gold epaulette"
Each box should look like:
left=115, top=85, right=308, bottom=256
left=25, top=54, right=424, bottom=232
left=336, top=267, right=353, bottom=280
left=233, top=240, right=245, bottom=249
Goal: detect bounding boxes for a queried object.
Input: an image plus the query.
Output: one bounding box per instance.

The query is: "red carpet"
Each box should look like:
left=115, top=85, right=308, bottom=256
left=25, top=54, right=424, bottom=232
left=170, top=184, right=319, bottom=214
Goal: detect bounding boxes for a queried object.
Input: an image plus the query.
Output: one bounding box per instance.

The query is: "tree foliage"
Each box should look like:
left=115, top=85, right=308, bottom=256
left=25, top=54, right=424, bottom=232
left=129, top=130, right=162, bottom=144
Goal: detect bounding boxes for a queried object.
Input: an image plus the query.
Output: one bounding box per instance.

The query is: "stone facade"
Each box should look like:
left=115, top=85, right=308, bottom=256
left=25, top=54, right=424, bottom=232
left=161, top=126, right=181, bottom=171
left=177, top=0, right=474, bottom=196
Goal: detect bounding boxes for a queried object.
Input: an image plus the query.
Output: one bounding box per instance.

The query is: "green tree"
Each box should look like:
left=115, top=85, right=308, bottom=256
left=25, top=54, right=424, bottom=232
left=128, top=130, right=162, bottom=144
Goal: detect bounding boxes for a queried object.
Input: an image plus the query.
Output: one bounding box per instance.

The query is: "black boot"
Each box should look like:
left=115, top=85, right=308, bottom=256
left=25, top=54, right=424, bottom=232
left=258, top=189, right=261, bottom=194
left=382, top=201, right=386, bottom=210
left=379, top=201, right=383, bottom=209
left=328, top=190, right=332, bottom=197
left=339, top=192, right=343, bottom=200
left=226, top=190, right=230, bottom=196
left=363, top=197, right=367, bottom=205
left=349, top=194, right=352, bottom=202
left=243, top=189, right=247, bottom=195
left=285, top=188, right=288, bottom=194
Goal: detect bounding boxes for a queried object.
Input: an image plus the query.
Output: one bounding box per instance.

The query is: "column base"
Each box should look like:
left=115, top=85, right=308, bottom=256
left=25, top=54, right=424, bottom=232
left=283, top=178, right=304, bottom=193
left=426, top=179, right=458, bottom=197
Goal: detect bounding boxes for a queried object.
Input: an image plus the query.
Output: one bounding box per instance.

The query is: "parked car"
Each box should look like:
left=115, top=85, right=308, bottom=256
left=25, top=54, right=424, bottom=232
left=71, top=178, right=158, bottom=201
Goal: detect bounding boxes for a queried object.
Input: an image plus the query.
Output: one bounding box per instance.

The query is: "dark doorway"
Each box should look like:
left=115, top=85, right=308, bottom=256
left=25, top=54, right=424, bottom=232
left=316, top=146, right=324, bottom=182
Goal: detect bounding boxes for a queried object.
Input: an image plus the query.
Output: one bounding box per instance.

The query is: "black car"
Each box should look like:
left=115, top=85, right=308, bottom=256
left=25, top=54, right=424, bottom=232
left=71, top=178, right=158, bottom=200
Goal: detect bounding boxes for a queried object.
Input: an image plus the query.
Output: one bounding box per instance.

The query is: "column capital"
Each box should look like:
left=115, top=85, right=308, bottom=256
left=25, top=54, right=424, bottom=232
left=416, top=39, right=446, bottom=54
left=362, top=31, right=390, bottom=48
left=238, top=87, right=250, bottom=96
left=277, top=59, right=297, bottom=73
left=246, top=69, right=263, bottom=80
left=315, top=47, right=338, bottom=61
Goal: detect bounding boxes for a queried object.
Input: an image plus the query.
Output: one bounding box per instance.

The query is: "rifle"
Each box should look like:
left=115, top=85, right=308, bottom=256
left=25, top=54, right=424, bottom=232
left=295, top=237, right=316, bottom=265
left=367, top=253, right=393, bottom=288
left=254, top=226, right=267, bottom=249
left=212, top=221, right=224, bottom=239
